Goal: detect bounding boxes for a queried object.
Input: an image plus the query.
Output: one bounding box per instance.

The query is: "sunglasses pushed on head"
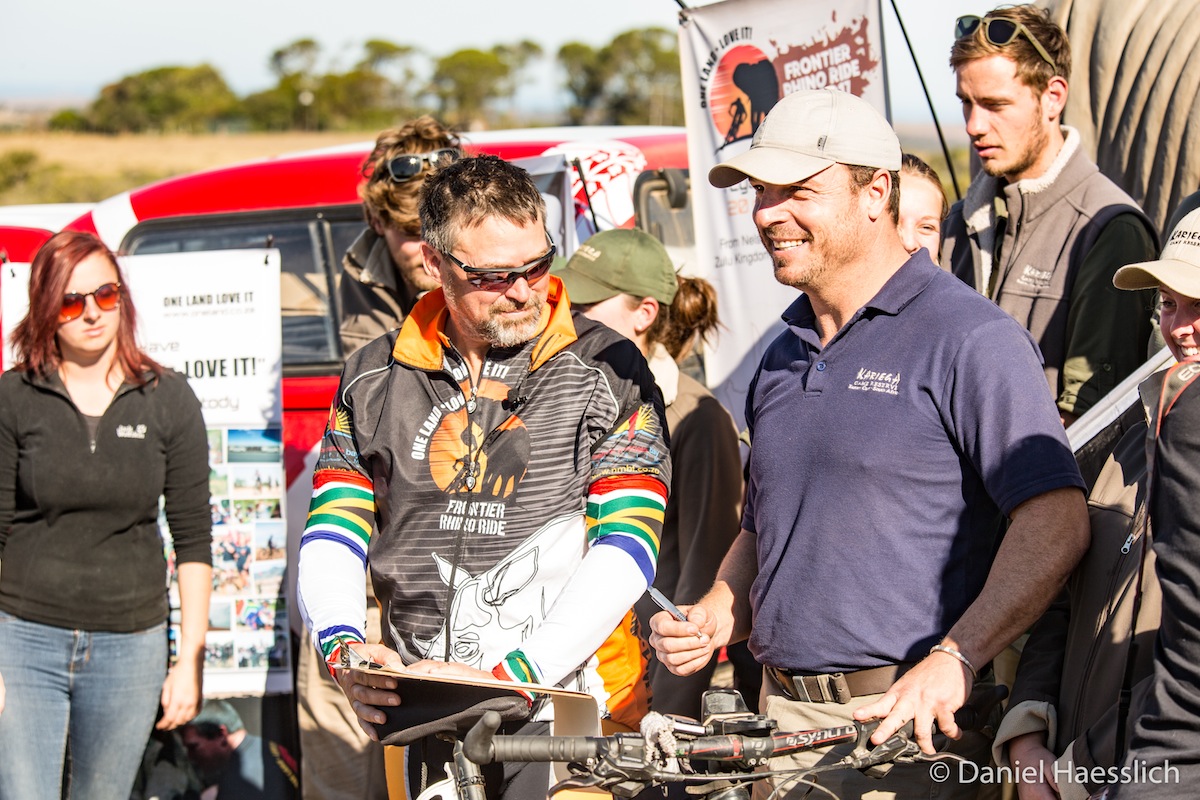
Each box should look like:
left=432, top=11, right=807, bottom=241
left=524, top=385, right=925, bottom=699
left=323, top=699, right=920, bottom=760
left=955, top=14, right=1056, bottom=68
left=385, top=148, right=461, bottom=183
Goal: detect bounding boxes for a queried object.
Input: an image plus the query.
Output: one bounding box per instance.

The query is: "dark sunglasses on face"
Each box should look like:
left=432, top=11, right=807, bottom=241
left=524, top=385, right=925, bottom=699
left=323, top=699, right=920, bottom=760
left=385, top=148, right=461, bottom=183
left=954, top=14, right=1056, bottom=68
left=442, top=243, right=557, bottom=291
left=60, top=282, right=122, bottom=322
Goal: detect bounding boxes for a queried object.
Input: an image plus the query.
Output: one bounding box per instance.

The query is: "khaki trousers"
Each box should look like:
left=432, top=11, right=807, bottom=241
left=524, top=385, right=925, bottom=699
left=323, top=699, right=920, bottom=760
left=755, top=670, right=1001, bottom=799
left=297, top=583, right=394, bottom=800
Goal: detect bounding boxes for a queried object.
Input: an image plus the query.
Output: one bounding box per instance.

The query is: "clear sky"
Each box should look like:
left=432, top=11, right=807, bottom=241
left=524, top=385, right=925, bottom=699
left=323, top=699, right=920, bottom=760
left=4, top=0, right=982, bottom=126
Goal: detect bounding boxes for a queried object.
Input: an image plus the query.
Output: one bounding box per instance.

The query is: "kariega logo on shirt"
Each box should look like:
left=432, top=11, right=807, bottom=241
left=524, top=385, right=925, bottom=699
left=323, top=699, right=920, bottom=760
left=116, top=423, right=148, bottom=439
left=848, top=367, right=900, bottom=396
left=1016, top=264, right=1053, bottom=289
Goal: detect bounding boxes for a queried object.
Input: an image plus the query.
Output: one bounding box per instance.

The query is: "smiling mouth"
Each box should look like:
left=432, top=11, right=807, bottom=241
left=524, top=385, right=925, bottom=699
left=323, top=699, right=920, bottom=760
left=769, top=237, right=810, bottom=252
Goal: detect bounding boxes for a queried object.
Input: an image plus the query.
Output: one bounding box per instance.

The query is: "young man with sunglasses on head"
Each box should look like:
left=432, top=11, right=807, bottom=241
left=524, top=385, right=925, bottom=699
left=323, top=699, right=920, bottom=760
left=942, top=4, right=1159, bottom=426
left=298, top=155, right=671, bottom=799
left=338, top=116, right=461, bottom=357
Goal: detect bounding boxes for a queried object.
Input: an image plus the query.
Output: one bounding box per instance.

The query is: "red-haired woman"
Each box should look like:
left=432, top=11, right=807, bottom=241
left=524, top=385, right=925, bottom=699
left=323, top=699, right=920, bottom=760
left=0, top=231, right=212, bottom=799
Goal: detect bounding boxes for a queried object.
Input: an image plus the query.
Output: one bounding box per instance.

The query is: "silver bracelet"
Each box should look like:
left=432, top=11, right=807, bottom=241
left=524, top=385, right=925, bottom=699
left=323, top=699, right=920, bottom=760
left=929, top=644, right=978, bottom=680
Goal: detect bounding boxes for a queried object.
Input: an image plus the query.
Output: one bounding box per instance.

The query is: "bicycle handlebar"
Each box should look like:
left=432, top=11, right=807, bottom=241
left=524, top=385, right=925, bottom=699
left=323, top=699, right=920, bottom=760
left=465, top=711, right=614, bottom=765
left=465, top=711, right=866, bottom=767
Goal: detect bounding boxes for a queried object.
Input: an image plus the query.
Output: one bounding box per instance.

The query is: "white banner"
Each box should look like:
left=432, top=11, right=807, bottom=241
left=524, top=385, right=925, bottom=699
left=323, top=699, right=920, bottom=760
left=3, top=249, right=290, bottom=696
left=679, top=0, right=887, bottom=429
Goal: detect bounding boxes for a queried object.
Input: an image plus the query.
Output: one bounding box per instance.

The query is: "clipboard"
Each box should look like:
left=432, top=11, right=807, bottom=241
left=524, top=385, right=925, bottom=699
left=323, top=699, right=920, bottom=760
left=348, top=664, right=602, bottom=765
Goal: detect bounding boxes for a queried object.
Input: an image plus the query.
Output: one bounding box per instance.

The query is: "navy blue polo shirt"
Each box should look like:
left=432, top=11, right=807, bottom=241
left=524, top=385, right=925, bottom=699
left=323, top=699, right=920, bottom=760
left=742, top=251, right=1084, bottom=673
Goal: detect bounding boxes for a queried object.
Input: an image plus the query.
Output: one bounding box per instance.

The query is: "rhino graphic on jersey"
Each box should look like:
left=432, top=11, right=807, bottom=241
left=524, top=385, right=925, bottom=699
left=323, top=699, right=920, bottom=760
left=392, top=513, right=587, bottom=669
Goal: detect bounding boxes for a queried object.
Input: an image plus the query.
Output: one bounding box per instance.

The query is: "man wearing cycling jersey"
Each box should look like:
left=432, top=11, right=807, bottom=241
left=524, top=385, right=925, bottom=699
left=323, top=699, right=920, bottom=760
left=298, top=154, right=670, bottom=799
left=302, top=116, right=462, bottom=800
left=649, top=88, right=1089, bottom=799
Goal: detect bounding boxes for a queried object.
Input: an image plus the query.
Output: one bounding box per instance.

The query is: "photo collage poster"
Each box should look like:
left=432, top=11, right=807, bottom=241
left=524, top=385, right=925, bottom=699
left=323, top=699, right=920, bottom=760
left=132, top=249, right=290, bottom=696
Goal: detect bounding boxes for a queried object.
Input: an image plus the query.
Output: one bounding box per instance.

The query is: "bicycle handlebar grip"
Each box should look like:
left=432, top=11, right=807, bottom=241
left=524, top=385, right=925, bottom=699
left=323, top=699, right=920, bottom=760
left=465, top=710, right=609, bottom=764
left=464, top=710, right=504, bottom=765
left=954, top=684, right=1009, bottom=731
left=489, top=733, right=607, bottom=764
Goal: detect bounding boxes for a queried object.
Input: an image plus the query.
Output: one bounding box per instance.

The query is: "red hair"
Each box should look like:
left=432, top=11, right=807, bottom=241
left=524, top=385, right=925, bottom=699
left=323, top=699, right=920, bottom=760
left=11, top=231, right=161, bottom=384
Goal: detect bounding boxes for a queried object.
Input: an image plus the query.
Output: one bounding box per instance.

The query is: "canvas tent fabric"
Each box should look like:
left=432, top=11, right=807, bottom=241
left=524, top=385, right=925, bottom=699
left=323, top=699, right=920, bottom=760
left=1045, top=0, right=1200, bottom=237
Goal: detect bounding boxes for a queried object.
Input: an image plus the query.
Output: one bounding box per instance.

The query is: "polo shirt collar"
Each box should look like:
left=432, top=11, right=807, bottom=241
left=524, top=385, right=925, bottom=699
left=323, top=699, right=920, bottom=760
left=780, top=250, right=939, bottom=331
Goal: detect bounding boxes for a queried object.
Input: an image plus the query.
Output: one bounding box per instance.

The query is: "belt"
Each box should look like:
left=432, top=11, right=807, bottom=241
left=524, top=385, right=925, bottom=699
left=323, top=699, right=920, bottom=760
left=765, top=663, right=916, bottom=705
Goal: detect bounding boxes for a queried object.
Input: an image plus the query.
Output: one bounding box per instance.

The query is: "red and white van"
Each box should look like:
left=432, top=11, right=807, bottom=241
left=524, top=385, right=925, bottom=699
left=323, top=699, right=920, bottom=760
left=1, top=127, right=692, bottom=501
left=0, top=204, right=94, bottom=263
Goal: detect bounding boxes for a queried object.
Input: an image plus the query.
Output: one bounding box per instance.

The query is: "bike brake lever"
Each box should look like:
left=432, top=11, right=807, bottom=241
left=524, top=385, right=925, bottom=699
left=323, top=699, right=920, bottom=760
left=846, top=719, right=916, bottom=768
left=554, top=760, right=654, bottom=798
left=551, top=770, right=607, bottom=795
left=803, top=719, right=923, bottom=779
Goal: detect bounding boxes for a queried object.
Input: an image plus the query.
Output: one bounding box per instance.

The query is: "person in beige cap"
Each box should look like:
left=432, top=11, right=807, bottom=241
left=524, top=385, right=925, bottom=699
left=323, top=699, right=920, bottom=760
left=1114, top=208, right=1200, bottom=359
left=986, top=209, right=1200, bottom=800
left=1091, top=209, right=1200, bottom=800
left=556, top=229, right=744, bottom=719
left=649, top=88, right=1089, bottom=799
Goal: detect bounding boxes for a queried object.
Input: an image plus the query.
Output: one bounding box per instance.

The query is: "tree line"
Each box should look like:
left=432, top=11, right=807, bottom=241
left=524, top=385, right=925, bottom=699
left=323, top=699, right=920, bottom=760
left=49, top=29, right=684, bottom=134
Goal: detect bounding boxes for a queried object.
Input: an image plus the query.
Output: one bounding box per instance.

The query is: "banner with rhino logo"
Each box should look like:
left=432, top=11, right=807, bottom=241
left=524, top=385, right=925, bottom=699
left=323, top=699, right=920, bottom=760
left=678, top=0, right=886, bottom=430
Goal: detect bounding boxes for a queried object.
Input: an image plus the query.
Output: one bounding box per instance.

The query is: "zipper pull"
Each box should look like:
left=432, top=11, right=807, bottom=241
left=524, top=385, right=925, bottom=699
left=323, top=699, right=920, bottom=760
left=1121, top=532, right=1135, bottom=554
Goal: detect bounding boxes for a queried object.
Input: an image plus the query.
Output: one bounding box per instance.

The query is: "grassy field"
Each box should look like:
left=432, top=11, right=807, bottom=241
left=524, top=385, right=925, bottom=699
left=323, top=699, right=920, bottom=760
left=0, top=131, right=378, bottom=206
left=0, top=129, right=972, bottom=208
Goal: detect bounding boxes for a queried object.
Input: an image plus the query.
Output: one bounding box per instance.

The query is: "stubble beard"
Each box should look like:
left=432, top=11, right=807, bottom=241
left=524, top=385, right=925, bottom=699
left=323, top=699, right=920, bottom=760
left=764, top=216, right=860, bottom=294
left=405, top=263, right=442, bottom=294
left=982, top=116, right=1052, bottom=182
left=480, top=294, right=544, bottom=347
left=443, top=278, right=545, bottom=350
left=453, top=289, right=544, bottom=347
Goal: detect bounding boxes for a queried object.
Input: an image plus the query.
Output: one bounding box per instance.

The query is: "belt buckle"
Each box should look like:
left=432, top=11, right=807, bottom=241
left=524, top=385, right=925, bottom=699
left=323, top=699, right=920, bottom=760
left=790, top=674, right=815, bottom=703
left=772, top=667, right=849, bottom=704
left=791, top=671, right=851, bottom=704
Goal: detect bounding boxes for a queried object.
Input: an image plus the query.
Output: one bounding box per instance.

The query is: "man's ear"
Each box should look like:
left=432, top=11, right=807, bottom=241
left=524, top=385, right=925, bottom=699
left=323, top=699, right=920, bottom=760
left=367, top=212, right=386, bottom=237
left=420, top=242, right=443, bottom=283
left=632, top=296, right=661, bottom=336
left=862, top=169, right=894, bottom=223
left=1042, top=75, right=1069, bottom=123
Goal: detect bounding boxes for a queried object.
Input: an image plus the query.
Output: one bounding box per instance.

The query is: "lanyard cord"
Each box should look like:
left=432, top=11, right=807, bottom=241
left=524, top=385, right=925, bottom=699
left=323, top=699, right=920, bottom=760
left=434, top=351, right=534, bottom=663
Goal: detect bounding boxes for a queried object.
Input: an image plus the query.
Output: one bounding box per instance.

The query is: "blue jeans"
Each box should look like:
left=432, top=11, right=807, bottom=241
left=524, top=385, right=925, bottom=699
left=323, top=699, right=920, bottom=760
left=0, top=611, right=168, bottom=800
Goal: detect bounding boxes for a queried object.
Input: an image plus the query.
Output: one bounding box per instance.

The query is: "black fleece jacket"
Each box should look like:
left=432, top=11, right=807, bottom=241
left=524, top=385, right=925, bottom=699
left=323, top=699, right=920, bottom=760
left=0, top=367, right=211, bottom=632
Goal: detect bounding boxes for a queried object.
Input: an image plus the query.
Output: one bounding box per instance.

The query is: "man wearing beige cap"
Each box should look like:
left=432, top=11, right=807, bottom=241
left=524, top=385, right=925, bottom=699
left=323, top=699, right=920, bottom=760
left=1099, top=209, right=1200, bottom=799
left=649, top=88, right=1089, bottom=798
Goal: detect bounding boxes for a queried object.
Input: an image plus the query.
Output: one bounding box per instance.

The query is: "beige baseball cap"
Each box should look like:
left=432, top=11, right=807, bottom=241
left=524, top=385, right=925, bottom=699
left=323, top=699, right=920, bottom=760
left=1114, top=208, right=1200, bottom=297
left=709, top=88, right=902, bottom=188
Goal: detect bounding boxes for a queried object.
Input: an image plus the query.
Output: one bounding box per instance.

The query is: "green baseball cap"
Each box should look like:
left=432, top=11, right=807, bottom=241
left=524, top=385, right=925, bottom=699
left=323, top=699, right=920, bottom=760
left=555, top=229, right=678, bottom=305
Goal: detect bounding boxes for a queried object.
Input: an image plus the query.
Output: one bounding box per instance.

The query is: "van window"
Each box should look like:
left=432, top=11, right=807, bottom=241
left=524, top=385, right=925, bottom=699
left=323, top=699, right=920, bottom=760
left=633, top=168, right=696, bottom=273
left=124, top=210, right=367, bottom=371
